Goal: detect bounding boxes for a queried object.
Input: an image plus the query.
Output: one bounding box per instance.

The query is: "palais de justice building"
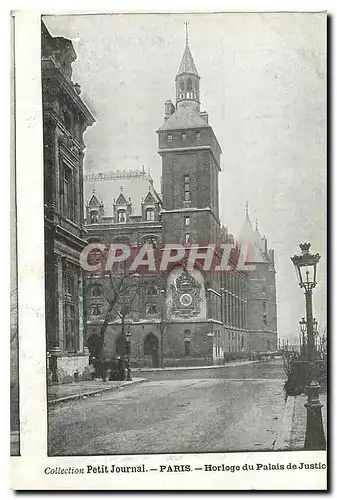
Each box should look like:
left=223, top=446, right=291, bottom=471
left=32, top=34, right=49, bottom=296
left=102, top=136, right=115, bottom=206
left=42, top=22, right=95, bottom=379
left=83, top=36, right=278, bottom=368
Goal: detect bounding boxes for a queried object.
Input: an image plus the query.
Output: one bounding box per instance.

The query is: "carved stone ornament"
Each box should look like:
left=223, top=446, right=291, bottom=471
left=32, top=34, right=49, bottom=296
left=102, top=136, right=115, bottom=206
left=170, top=268, right=201, bottom=318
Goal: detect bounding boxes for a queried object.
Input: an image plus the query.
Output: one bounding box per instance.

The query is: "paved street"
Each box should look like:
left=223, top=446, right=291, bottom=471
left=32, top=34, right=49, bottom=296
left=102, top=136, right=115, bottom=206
left=48, top=360, right=286, bottom=456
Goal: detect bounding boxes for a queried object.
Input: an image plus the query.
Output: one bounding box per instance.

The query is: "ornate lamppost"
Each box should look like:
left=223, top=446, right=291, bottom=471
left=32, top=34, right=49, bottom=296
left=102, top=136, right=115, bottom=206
left=120, top=305, right=132, bottom=381
left=160, top=289, right=166, bottom=368
left=291, top=243, right=325, bottom=450
left=299, top=317, right=307, bottom=358
left=125, top=330, right=132, bottom=381
left=313, top=318, right=318, bottom=350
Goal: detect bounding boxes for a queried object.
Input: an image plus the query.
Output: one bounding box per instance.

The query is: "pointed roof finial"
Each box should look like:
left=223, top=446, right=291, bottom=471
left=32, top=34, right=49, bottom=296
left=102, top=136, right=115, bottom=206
left=93, top=188, right=96, bottom=194
left=255, top=218, right=258, bottom=231
left=120, top=185, right=123, bottom=192
left=245, top=200, right=249, bottom=217
left=184, top=21, right=189, bottom=45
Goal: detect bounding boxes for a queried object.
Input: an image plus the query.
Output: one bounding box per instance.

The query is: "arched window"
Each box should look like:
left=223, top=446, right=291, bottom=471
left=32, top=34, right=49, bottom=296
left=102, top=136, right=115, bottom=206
left=146, top=208, right=155, bottom=221
left=180, top=80, right=185, bottom=90
left=187, top=78, right=192, bottom=90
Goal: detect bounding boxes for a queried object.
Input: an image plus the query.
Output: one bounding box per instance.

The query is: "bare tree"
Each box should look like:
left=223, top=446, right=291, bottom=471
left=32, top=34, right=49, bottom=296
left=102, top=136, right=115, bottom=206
left=87, top=269, right=143, bottom=361
left=159, top=288, right=174, bottom=368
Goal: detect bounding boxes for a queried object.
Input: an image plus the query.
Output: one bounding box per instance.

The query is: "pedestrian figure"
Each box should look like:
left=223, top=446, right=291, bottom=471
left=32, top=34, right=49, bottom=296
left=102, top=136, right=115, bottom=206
left=89, top=357, right=96, bottom=380
left=49, top=354, right=58, bottom=384
left=100, top=359, right=107, bottom=382
left=117, top=357, right=126, bottom=381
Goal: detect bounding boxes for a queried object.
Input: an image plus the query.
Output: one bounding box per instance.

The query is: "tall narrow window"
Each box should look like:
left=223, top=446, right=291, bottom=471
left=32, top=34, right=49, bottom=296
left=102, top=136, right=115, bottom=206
left=63, top=165, right=74, bottom=220
left=196, top=131, right=201, bottom=140
left=184, top=174, right=190, bottom=202
left=146, top=208, right=155, bottom=221
left=168, top=133, right=172, bottom=143
left=185, top=216, right=190, bottom=226
left=185, top=233, right=190, bottom=244
left=181, top=132, right=187, bottom=141
left=64, top=273, right=77, bottom=352
left=90, top=210, right=98, bottom=223
left=184, top=339, right=191, bottom=356
left=117, top=209, right=126, bottom=223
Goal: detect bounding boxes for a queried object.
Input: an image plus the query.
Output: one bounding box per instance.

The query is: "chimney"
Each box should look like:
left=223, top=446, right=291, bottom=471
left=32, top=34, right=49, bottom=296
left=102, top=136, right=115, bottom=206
left=200, top=111, right=209, bottom=124
left=164, top=100, right=175, bottom=120
left=263, top=237, right=268, bottom=254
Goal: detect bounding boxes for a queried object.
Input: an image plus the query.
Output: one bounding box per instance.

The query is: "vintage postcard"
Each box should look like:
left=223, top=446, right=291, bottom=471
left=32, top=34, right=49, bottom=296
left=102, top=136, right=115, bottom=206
left=10, top=10, right=327, bottom=490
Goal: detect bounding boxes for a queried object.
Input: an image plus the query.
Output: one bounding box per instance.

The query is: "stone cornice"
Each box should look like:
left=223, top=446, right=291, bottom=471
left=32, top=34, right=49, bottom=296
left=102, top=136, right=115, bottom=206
left=42, top=59, right=95, bottom=125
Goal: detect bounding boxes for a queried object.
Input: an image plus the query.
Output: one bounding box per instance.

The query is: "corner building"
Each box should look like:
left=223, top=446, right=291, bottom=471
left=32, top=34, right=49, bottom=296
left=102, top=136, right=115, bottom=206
left=42, top=22, right=95, bottom=380
left=84, top=36, right=277, bottom=367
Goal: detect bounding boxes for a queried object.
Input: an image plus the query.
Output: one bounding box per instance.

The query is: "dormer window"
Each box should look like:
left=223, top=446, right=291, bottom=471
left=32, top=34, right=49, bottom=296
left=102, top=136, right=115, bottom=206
left=117, top=209, right=126, bottom=223
left=168, top=133, right=172, bottom=143
left=146, top=208, right=155, bottom=221
left=90, top=210, right=98, bottom=224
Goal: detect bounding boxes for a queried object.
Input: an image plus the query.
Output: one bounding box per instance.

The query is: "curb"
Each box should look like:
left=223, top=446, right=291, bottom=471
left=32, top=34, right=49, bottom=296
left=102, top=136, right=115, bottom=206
left=133, top=360, right=262, bottom=373
left=273, top=395, right=296, bottom=451
left=48, top=378, right=147, bottom=405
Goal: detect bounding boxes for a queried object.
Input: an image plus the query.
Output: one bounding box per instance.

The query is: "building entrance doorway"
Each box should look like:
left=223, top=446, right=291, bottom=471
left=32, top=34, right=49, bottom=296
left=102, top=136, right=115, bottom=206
left=144, top=333, right=159, bottom=367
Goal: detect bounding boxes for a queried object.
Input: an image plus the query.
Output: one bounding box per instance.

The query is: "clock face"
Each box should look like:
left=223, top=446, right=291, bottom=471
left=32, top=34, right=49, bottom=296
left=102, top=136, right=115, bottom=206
left=180, top=293, right=193, bottom=307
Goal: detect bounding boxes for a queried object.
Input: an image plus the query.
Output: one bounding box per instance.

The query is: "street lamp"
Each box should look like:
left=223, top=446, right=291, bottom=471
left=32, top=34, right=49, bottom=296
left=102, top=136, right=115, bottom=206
left=125, top=330, right=132, bottom=381
left=291, top=243, right=325, bottom=450
left=160, top=289, right=166, bottom=368
left=313, top=318, right=318, bottom=350
left=120, top=305, right=132, bottom=381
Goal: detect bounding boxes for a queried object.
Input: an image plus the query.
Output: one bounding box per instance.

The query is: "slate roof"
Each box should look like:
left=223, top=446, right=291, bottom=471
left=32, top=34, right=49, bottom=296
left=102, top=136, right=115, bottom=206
left=84, top=169, right=161, bottom=217
left=158, top=104, right=210, bottom=131
left=177, top=43, right=199, bottom=76
left=237, top=214, right=269, bottom=264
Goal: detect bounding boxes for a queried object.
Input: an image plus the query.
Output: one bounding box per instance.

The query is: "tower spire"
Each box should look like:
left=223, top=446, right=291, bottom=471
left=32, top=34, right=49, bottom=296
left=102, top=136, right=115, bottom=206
left=184, top=21, right=189, bottom=45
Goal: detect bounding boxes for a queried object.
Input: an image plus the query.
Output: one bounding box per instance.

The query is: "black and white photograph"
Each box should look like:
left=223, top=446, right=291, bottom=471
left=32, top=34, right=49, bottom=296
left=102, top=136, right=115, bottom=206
left=10, top=10, right=327, bottom=490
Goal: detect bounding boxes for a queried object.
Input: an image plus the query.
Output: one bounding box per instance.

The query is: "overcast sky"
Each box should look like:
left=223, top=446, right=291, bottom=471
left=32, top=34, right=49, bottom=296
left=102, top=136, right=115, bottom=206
left=44, top=12, right=326, bottom=341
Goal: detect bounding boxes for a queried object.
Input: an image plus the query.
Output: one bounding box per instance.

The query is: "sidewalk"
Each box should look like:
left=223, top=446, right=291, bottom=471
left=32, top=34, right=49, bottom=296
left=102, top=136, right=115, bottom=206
left=133, top=359, right=261, bottom=372
left=274, top=392, right=327, bottom=450
left=47, top=377, right=146, bottom=405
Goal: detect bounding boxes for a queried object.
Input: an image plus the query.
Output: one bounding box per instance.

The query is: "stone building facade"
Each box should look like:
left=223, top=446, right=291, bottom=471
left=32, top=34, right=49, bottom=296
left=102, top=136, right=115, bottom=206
left=83, top=35, right=278, bottom=367
left=42, top=21, right=95, bottom=381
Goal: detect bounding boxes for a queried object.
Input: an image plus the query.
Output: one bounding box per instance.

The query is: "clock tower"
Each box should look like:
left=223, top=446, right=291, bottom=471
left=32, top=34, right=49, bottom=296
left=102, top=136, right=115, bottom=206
left=157, top=28, right=222, bottom=247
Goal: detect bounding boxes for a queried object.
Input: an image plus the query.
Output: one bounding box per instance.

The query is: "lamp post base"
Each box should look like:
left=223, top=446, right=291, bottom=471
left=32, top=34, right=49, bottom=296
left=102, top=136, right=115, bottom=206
left=304, top=380, right=326, bottom=451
